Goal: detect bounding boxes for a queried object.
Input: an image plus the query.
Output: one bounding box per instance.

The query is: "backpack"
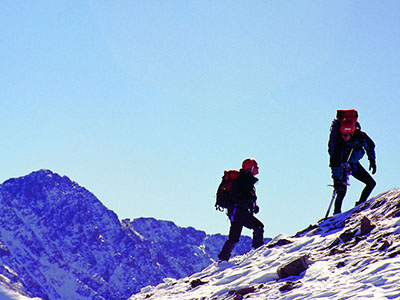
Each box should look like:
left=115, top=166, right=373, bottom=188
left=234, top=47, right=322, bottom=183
left=215, top=170, right=240, bottom=211
left=328, top=109, right=361, bottom=156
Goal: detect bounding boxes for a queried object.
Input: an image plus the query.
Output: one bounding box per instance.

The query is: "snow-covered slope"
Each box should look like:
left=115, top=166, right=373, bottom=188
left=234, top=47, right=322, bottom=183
left=0, top=285, right=41, bottom=300
left=0, top=170, right=254, bottom=300
left=130, top=189, right=400, bottom=300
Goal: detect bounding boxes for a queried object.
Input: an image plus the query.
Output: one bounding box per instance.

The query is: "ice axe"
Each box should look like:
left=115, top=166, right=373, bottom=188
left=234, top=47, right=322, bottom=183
left=324, top=148, right=353, bottom=219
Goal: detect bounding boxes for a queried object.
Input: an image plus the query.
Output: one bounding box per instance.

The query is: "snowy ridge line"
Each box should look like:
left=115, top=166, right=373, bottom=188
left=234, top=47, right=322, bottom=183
left=130, top=189, right=400, bottom=300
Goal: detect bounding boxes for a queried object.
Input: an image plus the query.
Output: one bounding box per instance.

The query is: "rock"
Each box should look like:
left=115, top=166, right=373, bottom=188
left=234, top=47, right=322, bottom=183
left=388, top=250, right=400, bottom=258
left=277, top=255, right=310, bottom=279
left=294, top=224, right=319, bottom=237
left=235, top=286, right=256, bottom=295
left=267, top=239, right=293, bottom=248
left=379, top=240, right=391, bottom=251
left=279, top=281, right=302, bottom=292
left=228, top=286, right=256, bottom=300
left=360, top=216, right=375, bottom=235
left=190, top=279, right=207, bottom=288
left=336, top=261, right=346, bottom=268
left=327, top=238, right=341, bottom=249
left=339, top=229, right=356, bottom=243
left=329, top=248, right=347, bottom=256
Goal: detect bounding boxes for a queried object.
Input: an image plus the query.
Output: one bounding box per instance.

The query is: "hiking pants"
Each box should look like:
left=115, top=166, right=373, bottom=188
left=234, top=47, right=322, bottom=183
left=218, top=207, right=264, bottom=261
left=334, top=162, right=376, bottom=214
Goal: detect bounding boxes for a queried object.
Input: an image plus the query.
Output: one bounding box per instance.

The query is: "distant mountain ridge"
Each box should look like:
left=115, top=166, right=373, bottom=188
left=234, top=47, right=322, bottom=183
left=0, top=170, right=255, bottom=300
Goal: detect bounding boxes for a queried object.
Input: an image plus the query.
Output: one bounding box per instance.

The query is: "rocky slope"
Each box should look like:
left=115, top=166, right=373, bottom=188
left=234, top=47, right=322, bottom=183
left=131, top=189, right=400, bottom=299
left=0, top=170, right=254, bottom=300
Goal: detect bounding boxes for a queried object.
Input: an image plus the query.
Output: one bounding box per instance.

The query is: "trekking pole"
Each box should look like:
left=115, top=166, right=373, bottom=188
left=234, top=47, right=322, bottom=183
left=324, top=148, right=354, bottom=219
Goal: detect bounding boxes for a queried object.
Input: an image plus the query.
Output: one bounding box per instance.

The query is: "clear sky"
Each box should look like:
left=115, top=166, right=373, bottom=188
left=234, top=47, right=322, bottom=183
left=1, top=1, right=399, bottom=238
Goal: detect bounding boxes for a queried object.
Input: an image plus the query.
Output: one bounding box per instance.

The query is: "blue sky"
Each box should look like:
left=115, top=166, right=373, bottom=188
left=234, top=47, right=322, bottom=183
left=1, top=1, right=399, bottom=238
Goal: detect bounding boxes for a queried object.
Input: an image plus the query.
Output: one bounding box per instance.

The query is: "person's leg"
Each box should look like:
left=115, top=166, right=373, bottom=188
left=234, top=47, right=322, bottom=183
left=352, top=163, right=376, bottom=205
left=233, top=209, right=264, bottom=248
left=334, top=182, right=347, bottom=214
left=252, top=222, right=264, bottom=248
left=218, top=221, right=242, bottom=261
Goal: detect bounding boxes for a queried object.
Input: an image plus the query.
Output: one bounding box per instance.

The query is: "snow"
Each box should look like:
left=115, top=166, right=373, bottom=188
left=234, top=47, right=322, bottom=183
left=0, top=285, right=41, bottom=300
left=130, top=189, right=400, bottom=300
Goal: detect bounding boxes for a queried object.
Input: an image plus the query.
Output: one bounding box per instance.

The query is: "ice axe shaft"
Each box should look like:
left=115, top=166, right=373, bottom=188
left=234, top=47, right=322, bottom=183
left=325, top=189, right=337, bottom=219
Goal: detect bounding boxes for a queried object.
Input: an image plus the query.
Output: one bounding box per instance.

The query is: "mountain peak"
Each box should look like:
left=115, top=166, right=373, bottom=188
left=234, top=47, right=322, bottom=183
left=1, top=169, right=77, bottom=200
left=0, top=170, right=254, bottom=300
left=3, top=169, right=66, bottom=184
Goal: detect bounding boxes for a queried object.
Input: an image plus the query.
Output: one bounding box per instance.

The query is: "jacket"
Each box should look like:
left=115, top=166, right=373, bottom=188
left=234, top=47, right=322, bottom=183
left=330, top=129, right=376, bottom=180
left=229, top=170, right=258, bottom=210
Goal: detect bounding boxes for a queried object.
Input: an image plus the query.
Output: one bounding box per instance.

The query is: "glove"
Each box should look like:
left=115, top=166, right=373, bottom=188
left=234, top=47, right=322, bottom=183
left=252, top=202, right=260, bottom=214
left=369, top=160, right=377, bottom=174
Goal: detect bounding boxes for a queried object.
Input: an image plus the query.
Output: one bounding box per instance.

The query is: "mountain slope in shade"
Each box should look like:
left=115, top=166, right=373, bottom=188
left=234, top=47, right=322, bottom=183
left=0, top=170, right=255, bottom=300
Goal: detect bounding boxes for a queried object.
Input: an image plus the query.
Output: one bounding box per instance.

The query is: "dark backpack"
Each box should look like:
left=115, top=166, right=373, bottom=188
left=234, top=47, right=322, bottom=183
left=215, top=170, right=240, bottom=211
left=328, top=109, right=361, bottom=156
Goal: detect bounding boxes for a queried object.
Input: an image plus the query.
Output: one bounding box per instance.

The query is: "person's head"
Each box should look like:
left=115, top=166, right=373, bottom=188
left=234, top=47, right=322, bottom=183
left=242, top=158, right=259, bottom=175
left=340, top=121, right=355, bottom=142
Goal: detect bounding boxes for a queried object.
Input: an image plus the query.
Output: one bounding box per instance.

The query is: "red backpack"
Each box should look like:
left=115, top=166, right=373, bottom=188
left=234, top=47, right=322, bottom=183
left=328, top=109, right=361, bottom=155
left=215, top=170, right=240, bottom=211
left=337, top=109, right=358, bottom=124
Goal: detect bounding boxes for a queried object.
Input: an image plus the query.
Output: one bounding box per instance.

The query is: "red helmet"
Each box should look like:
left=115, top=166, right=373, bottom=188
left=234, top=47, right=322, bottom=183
left=242, top=158, right=258, bottom=170
left=340, top=121, right=356, bottom=134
